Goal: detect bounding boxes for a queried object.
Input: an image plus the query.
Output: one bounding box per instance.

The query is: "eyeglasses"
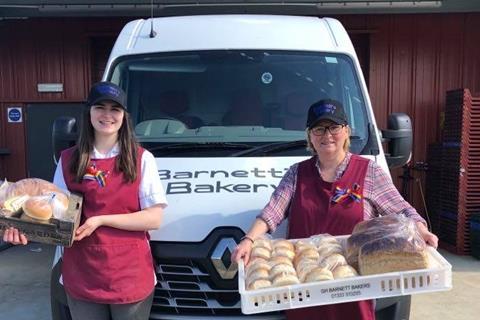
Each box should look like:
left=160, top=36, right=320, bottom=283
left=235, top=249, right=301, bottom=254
left=311, top=124, right=345, bottom=136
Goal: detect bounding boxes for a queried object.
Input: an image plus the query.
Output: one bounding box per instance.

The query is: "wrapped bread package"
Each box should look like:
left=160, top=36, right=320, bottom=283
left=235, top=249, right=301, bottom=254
left=0, top=178, right=83, bottom=247
left=346, top=214, right=429, bottom=276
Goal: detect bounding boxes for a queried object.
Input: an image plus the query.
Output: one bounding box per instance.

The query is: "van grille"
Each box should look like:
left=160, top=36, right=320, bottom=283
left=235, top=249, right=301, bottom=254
left=151, top=258, right=242, bottom=316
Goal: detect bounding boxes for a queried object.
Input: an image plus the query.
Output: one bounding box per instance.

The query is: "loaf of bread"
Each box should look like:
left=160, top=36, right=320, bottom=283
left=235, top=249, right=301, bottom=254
left=5, top=178, right=62, bottom=199
left=358, top=237, right=429, bottom=275
left=346, top=215, right=428, bottom=275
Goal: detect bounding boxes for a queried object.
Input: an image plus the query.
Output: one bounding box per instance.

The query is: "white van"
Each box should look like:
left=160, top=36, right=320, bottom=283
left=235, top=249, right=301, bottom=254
left=51, top=15, right=412, bottom=320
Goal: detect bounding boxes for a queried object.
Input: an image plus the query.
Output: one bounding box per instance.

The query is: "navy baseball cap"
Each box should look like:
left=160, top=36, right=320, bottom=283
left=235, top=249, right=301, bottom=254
left=306, top=99, right=348, bottom=129
left=86, top=81, right=127, bottom=110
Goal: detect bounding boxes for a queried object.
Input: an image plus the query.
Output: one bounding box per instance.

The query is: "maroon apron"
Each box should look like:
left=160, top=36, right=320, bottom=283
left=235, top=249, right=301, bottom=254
left=287, top=155, right=375, bottom=320
left=61, top=147, right=155, bottom=304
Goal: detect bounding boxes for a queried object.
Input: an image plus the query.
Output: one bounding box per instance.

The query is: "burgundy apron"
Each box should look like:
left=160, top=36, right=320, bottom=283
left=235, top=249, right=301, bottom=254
left=61, top=147, right=155, bottom=304
left=286, top=155, right=375, bottom=320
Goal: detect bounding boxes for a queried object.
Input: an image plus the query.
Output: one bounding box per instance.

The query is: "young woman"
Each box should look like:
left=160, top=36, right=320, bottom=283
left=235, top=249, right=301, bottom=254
left=231, top=99, right=438, bottom=320
left=4, top=81, right=167, bottom=320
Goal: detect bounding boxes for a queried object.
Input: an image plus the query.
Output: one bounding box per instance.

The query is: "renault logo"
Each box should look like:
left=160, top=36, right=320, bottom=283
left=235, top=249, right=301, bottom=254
left=211, top=238, right=238, bottom=279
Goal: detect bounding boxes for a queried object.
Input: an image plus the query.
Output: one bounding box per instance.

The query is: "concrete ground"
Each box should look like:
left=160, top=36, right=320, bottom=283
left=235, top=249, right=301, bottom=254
left=411, top=250, right=480, bottom=320
left=0, top=244, right=479, bottom=320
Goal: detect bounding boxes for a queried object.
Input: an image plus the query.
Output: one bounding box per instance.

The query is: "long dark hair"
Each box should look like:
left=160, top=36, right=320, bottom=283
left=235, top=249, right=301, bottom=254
left=69, top=106, right=139, bottom=183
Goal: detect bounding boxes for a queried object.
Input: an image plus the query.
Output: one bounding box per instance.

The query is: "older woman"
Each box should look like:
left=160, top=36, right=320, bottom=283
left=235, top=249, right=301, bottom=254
left=231, top=99, right=438, bottom=320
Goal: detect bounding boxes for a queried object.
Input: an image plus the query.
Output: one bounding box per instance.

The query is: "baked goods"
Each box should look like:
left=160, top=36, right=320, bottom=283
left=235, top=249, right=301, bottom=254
left=273, top=239, right=294, bottom=251
left=304, top=267, right=334, bottom=283
left=252, top=238, right=272, bottom=251
left=5, top=178, right=62, bottom=199
left=358, top=237, right=429, bottom=275
left=272, top=273, right=300, bottom=287
left=251, top=247, right=271, bottom=260
left=21, top=195, right=54, bottom=222
left=245, top=235, right=358, bottom=290
left=346, top=214, right=428, bottom=275
left=248, top=279, right=272, bottom=290
left=1, top=195, right=29, bottom=217
left=332, top=265, right=358, bottom=279
left=271, top=247, right=295, bottom=260
left=322, top=253, right=348, bottom=271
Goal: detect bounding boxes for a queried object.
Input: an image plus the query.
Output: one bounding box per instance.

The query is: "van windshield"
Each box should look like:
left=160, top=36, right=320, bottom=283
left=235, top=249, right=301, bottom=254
left=110, top=50, right=370, bottom=156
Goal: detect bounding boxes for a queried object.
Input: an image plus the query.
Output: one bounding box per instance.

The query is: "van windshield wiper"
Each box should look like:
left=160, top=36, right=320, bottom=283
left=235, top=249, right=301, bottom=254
left=230, top=140, right=307, bottom=157
left=147, top=142, right=252, bottom=152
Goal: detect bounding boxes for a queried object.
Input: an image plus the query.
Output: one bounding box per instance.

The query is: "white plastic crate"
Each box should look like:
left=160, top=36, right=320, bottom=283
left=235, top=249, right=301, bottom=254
left=239, top=238, right=452, bottom=314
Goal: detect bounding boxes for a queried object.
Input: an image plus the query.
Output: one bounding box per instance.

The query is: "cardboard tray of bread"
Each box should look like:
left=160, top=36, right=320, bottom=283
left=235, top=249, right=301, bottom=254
left=0, top=178, right=83, bottom=247
left=239, top=215, right=452, bottom=315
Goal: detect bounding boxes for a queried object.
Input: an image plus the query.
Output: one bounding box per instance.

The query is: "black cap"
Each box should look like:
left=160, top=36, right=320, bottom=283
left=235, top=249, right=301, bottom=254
left=87, top=81, right=127, bottom=110
left=306, top=99, right=348, bottom=129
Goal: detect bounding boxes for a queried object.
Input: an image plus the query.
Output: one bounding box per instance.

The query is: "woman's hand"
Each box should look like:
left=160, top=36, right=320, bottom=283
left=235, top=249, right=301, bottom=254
left=416, top=222, right=439, bottom=248
left=75, top=216, right=103, bottom=241
left=2, top=227, right=28, bottom=245
left=231, top=238, right=254, bottom=266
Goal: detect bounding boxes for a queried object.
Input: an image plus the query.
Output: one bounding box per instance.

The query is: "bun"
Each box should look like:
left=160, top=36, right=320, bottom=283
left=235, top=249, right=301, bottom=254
left=322, top=253, right=347, bottom=270
left=22, top=196, right=53, bottom=221
left=269, top=256, right=293, bottom=267
left=246, top=268, right=270, bottom=288
left=332, top=265, right=358, bottom=279
left=252, top=239, right=272, bottom=251
left=6, top=178, right=62, bottom=198
left=297, top=263, right=319, bottom=282
left=247, top=279, right=272, bottom=290
left=272, top=247, right=295, bottom=260
left=270, top=263, right=296, bottom=278
left=251, top=247, right=271, bottom=260
left=304, top=267, right=334, bottom=283
left=318, top=243, right=344, bottom=259
left=246, top=260, right=271, bottom=278
left=273, top=240, right=294, bottom=252
left=272, top=273, right=300, bottom=287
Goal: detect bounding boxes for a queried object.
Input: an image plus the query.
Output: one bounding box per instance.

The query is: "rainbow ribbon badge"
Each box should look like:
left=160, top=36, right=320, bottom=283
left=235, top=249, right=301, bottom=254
left=83, top=163, right=108, bottom=187
left=331, top=183, right=362, bottom=204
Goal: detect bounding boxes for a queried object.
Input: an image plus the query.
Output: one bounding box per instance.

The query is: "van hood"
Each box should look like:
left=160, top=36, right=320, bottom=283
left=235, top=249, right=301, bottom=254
left=149, top=155, right=380, bottom=242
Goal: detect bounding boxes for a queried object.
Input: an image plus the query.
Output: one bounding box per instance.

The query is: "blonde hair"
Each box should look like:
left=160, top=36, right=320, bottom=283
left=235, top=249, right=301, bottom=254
left=305, top=126, right=351, bottom=155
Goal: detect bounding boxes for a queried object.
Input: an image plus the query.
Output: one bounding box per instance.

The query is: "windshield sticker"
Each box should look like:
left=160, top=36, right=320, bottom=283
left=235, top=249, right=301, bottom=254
left=325, top=56, right=338, bottom=64
left=261, top=72, right=273, bottom=84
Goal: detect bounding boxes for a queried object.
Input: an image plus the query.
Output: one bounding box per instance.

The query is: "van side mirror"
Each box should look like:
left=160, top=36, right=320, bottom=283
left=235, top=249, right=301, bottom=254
left=52, top=117, right=78, bottom=164
left=381, top=113, right=412, bottom=169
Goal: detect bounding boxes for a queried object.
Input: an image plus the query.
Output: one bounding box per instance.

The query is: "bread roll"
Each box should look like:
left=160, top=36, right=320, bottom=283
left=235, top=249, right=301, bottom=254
left=272, top=273, right=300, bottom=287
left=322, top=253, right=347, bottom=270
left=293, top=248, right=320, bottom=268
left=304, top=267, right=334, bottom=283
left=332, top=265, right=358, bottom=279
left=273, top=239, right=294, bottom=252
left=269, top=256, right=294, bottom=267
left=297, top=263, right=319, bottom=282
left=272, top=247, right=295, bottom=260
left=247, top=279, right=272, bottom=290
left=251, top=247, right=271, bottom=260
left=270, top=263, right=296, bottom=279
left=21, top=196, right=53, bottom=222
left=318, top=243, right=344, bottom=259
left=246, top=268, right=270, bottom=288
left=252, top=238, right=272, bottom=251
left=246, top=260, right=271, bottom=278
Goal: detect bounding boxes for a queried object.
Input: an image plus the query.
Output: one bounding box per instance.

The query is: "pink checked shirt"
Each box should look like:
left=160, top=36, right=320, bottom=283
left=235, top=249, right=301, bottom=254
left=260, top=153, right=426, bottom=233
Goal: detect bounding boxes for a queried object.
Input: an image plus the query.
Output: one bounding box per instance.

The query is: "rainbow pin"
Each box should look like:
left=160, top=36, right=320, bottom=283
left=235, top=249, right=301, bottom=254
left=331, top=183, right=362, bottom=204
left=83, top=163, right=109, bottom=187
